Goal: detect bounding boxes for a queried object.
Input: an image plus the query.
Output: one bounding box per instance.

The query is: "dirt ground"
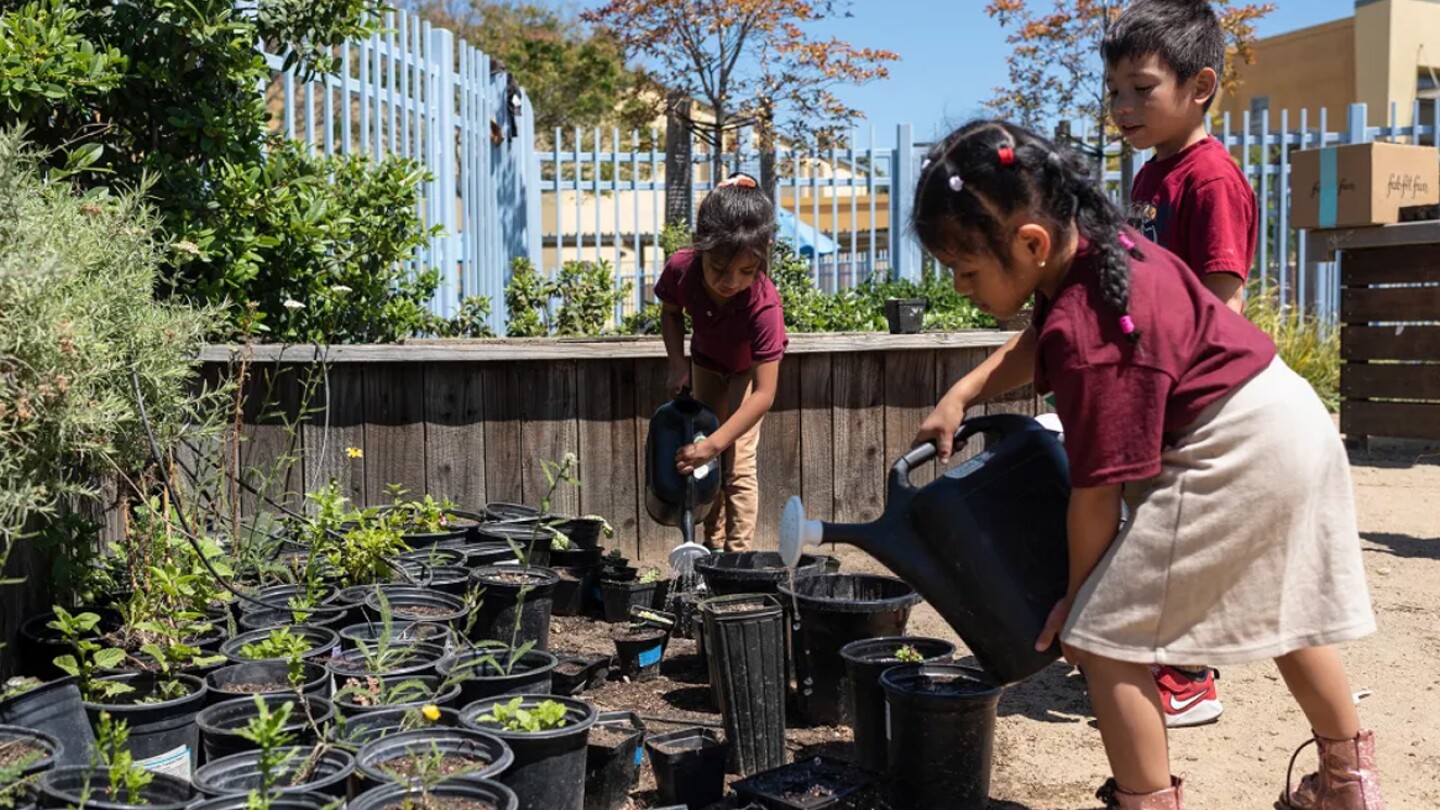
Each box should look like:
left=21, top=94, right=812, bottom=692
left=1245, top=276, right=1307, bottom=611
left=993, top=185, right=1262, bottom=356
left=556, top=447, right=1440, bottom=809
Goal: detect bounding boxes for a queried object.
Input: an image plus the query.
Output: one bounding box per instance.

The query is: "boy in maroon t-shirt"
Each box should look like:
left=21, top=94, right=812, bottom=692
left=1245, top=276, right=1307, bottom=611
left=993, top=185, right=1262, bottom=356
left=1100, top=0, right=1255, bottom=727
left=1105, top=0, right=1257, bottom=315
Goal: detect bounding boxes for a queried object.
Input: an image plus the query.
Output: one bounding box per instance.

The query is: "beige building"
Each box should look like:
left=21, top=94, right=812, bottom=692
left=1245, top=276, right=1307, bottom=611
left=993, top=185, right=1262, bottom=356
left=1220, top=0, right=1440, bottom=134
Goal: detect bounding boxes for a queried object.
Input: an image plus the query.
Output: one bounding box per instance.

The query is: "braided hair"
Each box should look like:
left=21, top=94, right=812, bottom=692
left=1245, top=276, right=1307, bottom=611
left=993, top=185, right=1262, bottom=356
left=911, top=120, right=1144, bottom=343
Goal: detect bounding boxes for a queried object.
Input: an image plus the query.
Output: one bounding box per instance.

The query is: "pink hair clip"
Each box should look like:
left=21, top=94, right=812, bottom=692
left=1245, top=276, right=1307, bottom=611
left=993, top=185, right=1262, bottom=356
left=1118, top=232, right=1137, bottom=252
left=1119, top=315, right=1137, bottom=335
left=997, top=146, right=1016, bottom=166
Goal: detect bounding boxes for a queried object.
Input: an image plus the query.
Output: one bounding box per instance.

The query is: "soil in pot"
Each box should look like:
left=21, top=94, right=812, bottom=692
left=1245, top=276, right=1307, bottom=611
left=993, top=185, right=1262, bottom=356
left=438, top=648, right=557, bottom=706
left=187, top=792, right=334, bottom=810
left=333, top=675, right=461, bottom=719
left=0, top=725, right=60, bottom=778
left=205, top=661, right=331, bottom=705
left=696, top=551, right=826, bottom=597
left=473, top=525, right=554, bottom=568
left=611, top=627, right=667, bottom=682
left=191, top=746, right=356, bottom=799
left=582, top=723, right=641, bottom=810
left=468, top=567, right=558, bottom=650
left=355, top=727, right=513, bottom=791
left=330, top=706, right=462, bottom=751
left=219, top=626, right=340, bottom=666
left=239, top=606, right=350, bottom=632
left=82, top=672, right=206, bottom=780
left=326, top=641, right=449, bottom=681
left=40, top=765, right=193, bottom=810
left=731, top=755, right=883, bottom=810
left=699, top=594, right=786, bottom=776
left=363, top=588, right=470, bottom=632
left=197, top=694, right=334, bottom=764
left=459, top=695, right=597, bottom=810
left=347, top=779, right=518, bottom=810
left=0, top=678, right=95, bottom=767
left=339, top=621, right=455, bottom=651
left=880, top=663, right=1002, bottom=810
left=548, top=654, right=611, bottom=697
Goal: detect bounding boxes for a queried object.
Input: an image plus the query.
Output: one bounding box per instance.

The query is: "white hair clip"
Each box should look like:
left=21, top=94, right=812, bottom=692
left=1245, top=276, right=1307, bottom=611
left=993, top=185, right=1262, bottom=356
left=948, top=174, right=965, bottom=193
left=920, top=158, right=932, bottom=171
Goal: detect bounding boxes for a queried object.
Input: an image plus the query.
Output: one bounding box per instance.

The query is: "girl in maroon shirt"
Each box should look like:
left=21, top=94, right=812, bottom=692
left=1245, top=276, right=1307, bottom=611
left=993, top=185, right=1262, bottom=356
left=654, top=174, right=788, bottom=553
left=911, top=121, right=1383, bottom=810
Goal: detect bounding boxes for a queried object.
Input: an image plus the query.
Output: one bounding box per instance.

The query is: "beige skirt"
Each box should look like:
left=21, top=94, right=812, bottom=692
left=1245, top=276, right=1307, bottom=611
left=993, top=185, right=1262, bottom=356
left=1061, top=357, right=1377, bottom=665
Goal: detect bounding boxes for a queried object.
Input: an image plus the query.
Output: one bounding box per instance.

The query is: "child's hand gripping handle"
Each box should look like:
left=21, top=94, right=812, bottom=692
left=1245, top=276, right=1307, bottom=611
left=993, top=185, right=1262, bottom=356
left=892, top=413, right=1038, bottom=492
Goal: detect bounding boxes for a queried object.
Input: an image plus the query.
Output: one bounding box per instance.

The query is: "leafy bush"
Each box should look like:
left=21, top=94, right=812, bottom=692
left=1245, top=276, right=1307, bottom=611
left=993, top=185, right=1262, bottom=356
left=504, top=258, right=631, bottom=337
left=0, top=130, right=213, bottom=592
left=1245, top=285, right=1340, bottom=412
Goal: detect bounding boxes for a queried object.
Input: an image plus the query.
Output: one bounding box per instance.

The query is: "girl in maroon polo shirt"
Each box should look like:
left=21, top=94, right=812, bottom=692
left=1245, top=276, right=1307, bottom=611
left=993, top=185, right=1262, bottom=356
left=654, top=174, right=788, bottom=553
left=911, top=122, right=1383, bottom=810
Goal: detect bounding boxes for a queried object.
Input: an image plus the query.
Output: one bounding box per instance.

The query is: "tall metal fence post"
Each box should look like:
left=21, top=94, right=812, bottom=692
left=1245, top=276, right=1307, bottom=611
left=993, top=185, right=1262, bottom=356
left=891, top=124, right=920, bottom=282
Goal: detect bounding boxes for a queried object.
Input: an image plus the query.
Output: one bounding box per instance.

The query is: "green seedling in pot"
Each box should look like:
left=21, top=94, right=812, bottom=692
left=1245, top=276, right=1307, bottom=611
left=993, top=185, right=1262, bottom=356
left=0, top=737, right=46, bottom=810
left=0, top=677, right=41, bottom=702
left=95, top=712, right=153, bottom=805
left=336, top=675, right=435, bottom=708
left=242, top=627, right=313, bottom=662
left=638, top=567, right=662, bottom=584
left=49, top=607, right=133, bottom=702
left=474, top=696, right=570, bottom=733
left=894, top=644, right=925, bottom=663
left=550, top=533, right=573, bottom=551
left=384, top=487, right=459, bottom=535
left=239, top=697, right=297, bottom=810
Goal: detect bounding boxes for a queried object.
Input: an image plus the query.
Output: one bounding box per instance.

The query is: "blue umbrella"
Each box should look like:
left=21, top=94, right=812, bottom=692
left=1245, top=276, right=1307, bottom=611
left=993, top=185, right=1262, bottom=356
left=776, top=207, right=838, bottom=256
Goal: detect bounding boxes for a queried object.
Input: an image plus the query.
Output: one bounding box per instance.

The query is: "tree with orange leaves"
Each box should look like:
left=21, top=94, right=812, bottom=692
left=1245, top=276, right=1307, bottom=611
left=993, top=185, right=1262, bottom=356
left=582, top=0, right=898, bottom=189
left=985, top=0, right=1274, bottom=139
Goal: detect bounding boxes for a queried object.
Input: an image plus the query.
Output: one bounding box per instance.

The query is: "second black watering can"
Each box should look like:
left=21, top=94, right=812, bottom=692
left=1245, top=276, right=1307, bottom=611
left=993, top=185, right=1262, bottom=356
left=780, top=413, right=1071, bottom=685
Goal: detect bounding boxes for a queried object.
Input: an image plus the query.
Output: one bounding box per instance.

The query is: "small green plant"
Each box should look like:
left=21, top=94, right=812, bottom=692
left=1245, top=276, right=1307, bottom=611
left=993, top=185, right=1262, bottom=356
left=1245, top=284, right=1339, bottom=412
left=604, top=548, right=625, bottom=564
left=0, top=677, right=42, bottom=702
left=323, top=520, right=409, bottom=588
left=384, top=488, right=457, bottom=535
left=238, top=697, right=297, bottom=810
left=658, top=221, right=691, bottom=256
left=241, top=628, right=313, bottom=665
left=550, top=533, right=573, bottom=551
left=474, top=697, right=570, bottom=733
left=335, top=676, right=434, bottom=708
left=638, top=567, right=662, bottom=584
left=0, top=736, right=45, bottom=810
left=894, top=644, right=924, bottom=663
left=95, top=712, right=153, bottom=804
left=49, top=608, right=132, bottom=702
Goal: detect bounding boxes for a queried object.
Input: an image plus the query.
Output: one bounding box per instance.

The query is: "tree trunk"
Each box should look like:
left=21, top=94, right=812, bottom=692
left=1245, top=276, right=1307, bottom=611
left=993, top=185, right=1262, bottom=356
left=711, top=106, right=727, bottom=187
left=758, top=106, right=778, bottom=204
left=664, top=91, right=693, bottom=228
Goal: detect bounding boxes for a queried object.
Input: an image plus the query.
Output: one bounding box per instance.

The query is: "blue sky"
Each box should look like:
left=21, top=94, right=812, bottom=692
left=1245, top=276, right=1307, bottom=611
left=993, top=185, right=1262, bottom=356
left=544, top=0, right=1359, bottom=146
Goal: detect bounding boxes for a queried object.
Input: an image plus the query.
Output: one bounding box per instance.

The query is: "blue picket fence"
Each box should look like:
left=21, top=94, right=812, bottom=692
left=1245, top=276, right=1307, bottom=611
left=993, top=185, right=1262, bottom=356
left=261, top=14, right=1438, bottom=329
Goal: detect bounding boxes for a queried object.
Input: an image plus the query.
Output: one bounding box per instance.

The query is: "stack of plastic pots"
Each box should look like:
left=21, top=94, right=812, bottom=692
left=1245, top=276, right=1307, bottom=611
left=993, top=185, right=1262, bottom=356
left=699, top=593, right=787, bottom=775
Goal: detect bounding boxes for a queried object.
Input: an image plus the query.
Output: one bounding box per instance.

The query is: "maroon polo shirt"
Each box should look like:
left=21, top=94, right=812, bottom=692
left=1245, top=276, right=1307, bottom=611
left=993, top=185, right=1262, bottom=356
left=1033, top=229, right=1277, bottom=488
left=1129, top=136, right=1258, bottom=280
left=653, top=248, right=788, bottom=374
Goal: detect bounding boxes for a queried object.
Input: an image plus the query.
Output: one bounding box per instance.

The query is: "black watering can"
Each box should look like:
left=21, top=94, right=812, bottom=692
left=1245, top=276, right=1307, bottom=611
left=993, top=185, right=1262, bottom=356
left=645, top=388, right=722, bottom=574
left=780, top=413, right=1071, bottom=685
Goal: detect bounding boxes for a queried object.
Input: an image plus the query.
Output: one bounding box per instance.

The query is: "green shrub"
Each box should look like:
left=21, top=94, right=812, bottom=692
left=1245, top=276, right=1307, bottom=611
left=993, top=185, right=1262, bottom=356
left=1245, top=285, right=1340, bottom=412
left=504, top=258, right=631, bottom=337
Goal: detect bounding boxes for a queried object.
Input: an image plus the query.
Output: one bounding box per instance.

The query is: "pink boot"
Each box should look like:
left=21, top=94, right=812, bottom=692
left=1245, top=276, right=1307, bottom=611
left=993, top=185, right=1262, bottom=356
left=1097, top=776, right=1185, bottom=809
left=1279, top=730, right=1386, bottom=809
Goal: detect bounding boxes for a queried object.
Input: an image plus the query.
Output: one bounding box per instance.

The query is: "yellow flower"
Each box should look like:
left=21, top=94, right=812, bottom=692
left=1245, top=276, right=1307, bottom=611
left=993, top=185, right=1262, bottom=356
left=345, top=447, right=363, bottom=459
left=421, top=704, right=441, bottom=722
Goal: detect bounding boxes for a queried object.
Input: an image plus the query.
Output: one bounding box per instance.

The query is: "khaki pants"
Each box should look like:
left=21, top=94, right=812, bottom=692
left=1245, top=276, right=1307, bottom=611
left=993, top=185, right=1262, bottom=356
left=690, top=364, right=763, bottom=552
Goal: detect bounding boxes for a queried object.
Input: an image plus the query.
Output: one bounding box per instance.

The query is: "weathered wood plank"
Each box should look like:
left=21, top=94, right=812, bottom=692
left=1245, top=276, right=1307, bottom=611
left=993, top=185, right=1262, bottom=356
left=481, top=363, right=524, bottom=507
left=518, top=360, right=580, bottom=516
left=883, top=350, right=937, bottom=491
left=237, top=364, right=306, bottom=517
left=632, top=357, right=673, bottom=562
left=199, top=330, right=1018, bottom=364
left=423, top=363, right=486, bottom=510
left=1340, top=244, right=1440, bottom=286
left=1341, top=401, right=1440, bottom=441
left=303, top=363, right=367, bottom=511
left=754, top=356, right=802, bottom=550
left=934, top=347, right=991, bottom=464
left=1341, top=287, right=1440, bottom=323
left=1341, top=364, right=1440, bottom=400
left=798, top=354, right=834, bottom=523
left=1342, top=326, right=1440, bottom=362
left=577, top=360, right=640, bottom=558
left=363, top=365, right=428, bottom=505
left=832, top=353, right=886, bottom=524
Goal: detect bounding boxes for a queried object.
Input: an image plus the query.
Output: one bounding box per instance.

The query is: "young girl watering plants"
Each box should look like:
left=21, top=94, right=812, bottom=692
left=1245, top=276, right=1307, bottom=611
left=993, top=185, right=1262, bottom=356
left=911, top=121, right=1383, bottom=810
left=655, top=173, right=788, bottom=553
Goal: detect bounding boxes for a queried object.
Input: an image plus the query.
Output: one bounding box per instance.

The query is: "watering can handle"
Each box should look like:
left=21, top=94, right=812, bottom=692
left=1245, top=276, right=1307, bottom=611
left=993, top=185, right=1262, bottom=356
left=891, top=413, right=1039, bottom=491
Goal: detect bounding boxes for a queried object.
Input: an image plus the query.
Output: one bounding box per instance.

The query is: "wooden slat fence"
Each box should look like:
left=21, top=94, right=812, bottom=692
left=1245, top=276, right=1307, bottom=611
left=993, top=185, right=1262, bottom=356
left=205, top=333, right=1039, bottom=561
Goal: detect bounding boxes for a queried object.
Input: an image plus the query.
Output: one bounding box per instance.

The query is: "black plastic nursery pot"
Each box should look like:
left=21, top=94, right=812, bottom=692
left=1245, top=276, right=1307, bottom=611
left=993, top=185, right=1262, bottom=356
left=0, top=678, right=95, bottom=768
left=469, top=566, right=559, bottom=650
left=239, top=605, right=351, bottom=632
left=778, top=574, right=921, bottom=726
left=464, top=541, right=524, bottom=569
left=196, top=694, right=335, bottom=764
left=326, top=641, right=450, bottom=681
left=331, top=675, right=462, bottom=720
left=438, top=647, right=558, bottom=706
left=549, top=546, right=603, bottom=569
left=241, top=584, right=340, bottom=613
left=363, top=587, right=471, bottom=631
left=644, top=727, right=729, bottom=810
left=700, top=593, right=787, bottom=776
left=205, top=661, right=331, bottom=705
left=39, top=765, right=193, bottom=810
left=188, top=792, right=334, bottom=810
left=551, top=516, right=607, bottom=549
left=354, top=726, right=514, bottom=790
left=474, top=524, right=555, bottom=568
left=550, top=653, right=612, bottom=697
left=339, top=620, right=455, bottom=651
left=732, top=755, right=884, bottom=810
left=426, top=565, right=475, bottom=597
left=583, top=714, right=643, bottom=810
left=550, top=566, right=594, bottom=617
left=884, top=297, right=927, bottom=334
left=839, top=636, right=956, bottom=774
left=695, top=552, right=826, bottom=597
left=460, top=695, right=597, bottom=810
left=348, top=778, right=519, bottom=810
left=483, top=502, right=540, bottom=523
left=611, top=627, right=668, bottom=682
left=330, top=706, right=462, bottom=751
left=880, top=664, right=1003, bottom=810
left=17, top=607, right=121, bottom=680
left=83, top=672, right=206, bottom=779
left=599, top=579, right=658, bottom=623
left=192, top=746, right=356, bottom=799
left=396, top=546, right=469, bottom=569
left=0, top=724, right=61, bottom=784
left=219, top=625, right=341, bottom=666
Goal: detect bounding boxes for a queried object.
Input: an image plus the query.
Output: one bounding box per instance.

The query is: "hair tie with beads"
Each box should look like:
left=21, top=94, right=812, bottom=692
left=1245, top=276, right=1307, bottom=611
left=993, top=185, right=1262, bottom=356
left=997, top=146, right=1016, bottom=166
left=1119, top=315, right=1137, bottom=336
left=1118, top=232, right=1137, bottom=252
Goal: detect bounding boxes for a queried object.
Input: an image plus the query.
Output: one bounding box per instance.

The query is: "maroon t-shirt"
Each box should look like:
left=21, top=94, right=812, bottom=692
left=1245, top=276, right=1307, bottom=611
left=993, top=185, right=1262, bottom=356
left=653, top=248, right=788, bottom=374
left=1129, top=136, right=1257, bottom=280
left=1033, top=229, right=1277, bottom=488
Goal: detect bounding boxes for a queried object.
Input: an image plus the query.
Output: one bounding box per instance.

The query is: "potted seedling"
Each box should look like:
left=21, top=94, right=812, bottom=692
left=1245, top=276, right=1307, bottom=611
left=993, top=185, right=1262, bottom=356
left=437, top=642, right=558, bottom=706
left=839, top=636, right=956, bottom=773
left=354, top=725, right=513, bottom=790
left=39, top=713, right=194, bottom=810
left=611, top=612, right=670, bottom=682
left=221, top=625, right=339, bottom=666
left=0, top=724, right=60, bottom=810
left=598, top=549, right=634, bottom=582
left=549, top=514, right=613, bottom=550
left=192, top=700, right=356, bottom=800
left=196, top=693, right=336, bottom=763
left=460, top=696, right=596, bottom=810
left=380, top=487, right=480, bottom=548
left=332, top=675, right=460, bottom=720
left=599, top=567, right=660, bottom=623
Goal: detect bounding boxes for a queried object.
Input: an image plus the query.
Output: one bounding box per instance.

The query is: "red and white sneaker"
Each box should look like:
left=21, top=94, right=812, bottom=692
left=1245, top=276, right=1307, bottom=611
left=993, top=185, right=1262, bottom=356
left=1153, top=665, right=1223, bottom=728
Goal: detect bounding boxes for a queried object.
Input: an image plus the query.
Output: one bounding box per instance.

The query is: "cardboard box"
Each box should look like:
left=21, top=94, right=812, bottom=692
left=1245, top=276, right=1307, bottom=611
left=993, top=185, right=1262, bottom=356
left=1290, top=142, right=1439, bottom=230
